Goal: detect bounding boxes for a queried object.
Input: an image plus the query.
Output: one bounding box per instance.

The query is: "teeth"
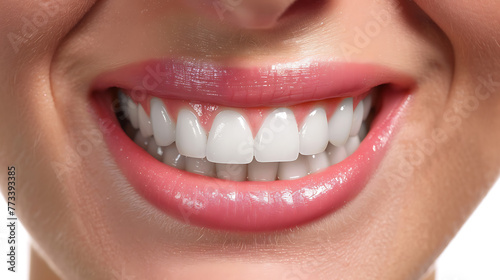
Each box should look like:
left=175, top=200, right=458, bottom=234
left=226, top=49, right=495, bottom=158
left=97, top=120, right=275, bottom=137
left=306, top=152, right=330, bottom=173
left=299, top=108, right=329, bottom=156
left=207, top=110, right=254, bottom=164
left=216, top=164, right=247, bottom=181
left=359, top=123, right=368, bottom=140
left=185, top=157, right=215, bottom=177
left=254, top=108, right=300, bottom=163
left=345, top=136, right=361, bottom=156
left=127, top=97, right=139, bottom=129
left=176, top=109, right=207, bottom=158
left=350, top=101, right=364, bottom=136
left=150, top=98, right=176, bottom=147
left=118, top=91, right=129, bottom=118
left=138, top=104, right=154, bottom=138
left=146, top=137, right=164, bottom=161
left=326, top=144, right=347, bottom=165
left=278, top=155, right=309, bottom=180
left=247, top=160, right=279, bottom=181
left=120, top=92, right=375, bottom=181
left=163, top=144, right=186, bottom=170
left=363, top=94, right=372, bottom=120
left=123, top=122, right=137, bottom=139
left=133, top=131, right=149, bottom=149
left=329, top=98, right=353, bottom=147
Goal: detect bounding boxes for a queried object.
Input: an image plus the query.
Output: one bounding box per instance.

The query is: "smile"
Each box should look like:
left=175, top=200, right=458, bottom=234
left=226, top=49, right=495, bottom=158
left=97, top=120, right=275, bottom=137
left=92, top=59, right=415, bottom=231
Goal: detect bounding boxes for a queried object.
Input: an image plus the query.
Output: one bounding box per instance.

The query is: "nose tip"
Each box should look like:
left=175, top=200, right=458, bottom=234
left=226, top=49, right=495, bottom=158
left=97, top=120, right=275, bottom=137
left=223, top=0, right=297, bottom=29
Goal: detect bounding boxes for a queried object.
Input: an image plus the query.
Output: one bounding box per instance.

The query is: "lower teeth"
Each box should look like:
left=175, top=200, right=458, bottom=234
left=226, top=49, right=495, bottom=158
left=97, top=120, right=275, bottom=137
left=116, top=92, right=375, bottom=182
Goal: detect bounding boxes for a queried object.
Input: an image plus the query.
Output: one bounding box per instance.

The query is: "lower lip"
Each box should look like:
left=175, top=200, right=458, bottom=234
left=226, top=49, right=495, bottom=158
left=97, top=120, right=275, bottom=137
left=93, top=91, right=409, bottom=232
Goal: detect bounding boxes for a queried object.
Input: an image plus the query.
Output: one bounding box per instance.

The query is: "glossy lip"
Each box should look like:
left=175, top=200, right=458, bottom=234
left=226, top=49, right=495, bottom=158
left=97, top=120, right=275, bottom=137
left=92, top=58, right=415, bottom=107
left=91, top=59, right=414, bottom=232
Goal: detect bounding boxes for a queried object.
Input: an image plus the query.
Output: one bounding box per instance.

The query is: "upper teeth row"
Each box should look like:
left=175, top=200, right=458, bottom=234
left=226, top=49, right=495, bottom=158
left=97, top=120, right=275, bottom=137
left=119, top=92, right=372, bottom=164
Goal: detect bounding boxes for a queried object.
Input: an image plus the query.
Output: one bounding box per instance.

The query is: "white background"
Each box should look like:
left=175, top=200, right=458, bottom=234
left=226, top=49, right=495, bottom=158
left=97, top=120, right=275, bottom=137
left=1, top=180, right=499, bottom=280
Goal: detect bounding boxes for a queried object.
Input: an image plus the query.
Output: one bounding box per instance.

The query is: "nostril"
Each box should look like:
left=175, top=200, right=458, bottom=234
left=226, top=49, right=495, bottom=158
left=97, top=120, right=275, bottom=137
left=185, top=0, right=328, bottom=30
left=230, top=0, right=329, bottom=29
left=229, top=0, right=297, bottom=29
left=278, top=0, right=329, bottom=22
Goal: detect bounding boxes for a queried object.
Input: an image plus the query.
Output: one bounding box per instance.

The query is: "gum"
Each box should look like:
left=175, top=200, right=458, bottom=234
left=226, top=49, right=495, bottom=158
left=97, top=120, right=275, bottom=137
left=124, top=90, right=372, bottom=136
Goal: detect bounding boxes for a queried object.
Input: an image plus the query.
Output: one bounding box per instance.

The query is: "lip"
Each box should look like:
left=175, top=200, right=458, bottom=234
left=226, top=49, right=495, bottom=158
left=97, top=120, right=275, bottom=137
left=92, top=58, right=414, bottom=107
left=91, top=59, right=414, bottom=232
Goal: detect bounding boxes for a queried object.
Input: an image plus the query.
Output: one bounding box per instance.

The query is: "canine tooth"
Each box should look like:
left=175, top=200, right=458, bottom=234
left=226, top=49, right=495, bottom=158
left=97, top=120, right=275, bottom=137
left=363, top=94, right=372, bottom=120
left=150, top=98, right=175, bottom=146
left=247, top=160, right=278, bottom=181
left=176, top=109, right=207, bottom=158
left=138, top=104, right=154, bottom=138
left=359, top=123, right=368, bottom=140
left=123, top=122, right=137, bottom=139
left=328, top=98, right=353, bottom=147
left=163, top=144, right=186, bottom=170
left=299, top=108, right=329, bottom=155
left=206, top=110, right=254, bottom=164
left=133, top=132, right=149, bottom=150
left=307, top=152, right=330, bottom=173
left=278, top=155, right=308, bottom=180
left=345, top=136, right=361, bottom=156
left=216, top=164, right=247, bottom=181
left=185, top=158, right=216, bottom=177
left=326, top=144, right=347, bottom=165
left=350, top=101, right=364, bottom=136
left=118, top=90, right=128, bottom=118
left=254, top=108, right=300, bottom=162
left=127, top=97, right=139, bottom=129
left=146, top=138, right=164, bottom=161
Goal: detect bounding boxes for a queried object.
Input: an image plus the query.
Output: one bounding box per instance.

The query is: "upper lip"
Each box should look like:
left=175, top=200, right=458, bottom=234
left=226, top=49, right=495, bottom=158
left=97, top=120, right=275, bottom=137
left=91, top=58, right=415, bottom=107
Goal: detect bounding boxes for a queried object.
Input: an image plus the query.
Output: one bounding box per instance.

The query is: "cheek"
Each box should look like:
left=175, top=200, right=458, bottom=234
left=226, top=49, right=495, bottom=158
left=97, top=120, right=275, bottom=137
left=412, top=0, right=500, bottom=47
left=0, top=0, right=96, bottom=65
left=412, top=0, right=500, bottom=84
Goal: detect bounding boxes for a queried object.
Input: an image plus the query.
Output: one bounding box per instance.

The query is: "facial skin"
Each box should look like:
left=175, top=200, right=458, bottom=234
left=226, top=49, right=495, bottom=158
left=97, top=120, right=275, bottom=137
left=1, top=0, right=499, bottom=279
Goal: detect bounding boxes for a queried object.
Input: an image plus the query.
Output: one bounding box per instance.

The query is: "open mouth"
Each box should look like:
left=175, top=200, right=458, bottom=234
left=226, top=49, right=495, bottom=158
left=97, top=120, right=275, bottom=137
left=118, top=89, right=374, bottom=181
left=92, top=59, right=414, bottom=231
